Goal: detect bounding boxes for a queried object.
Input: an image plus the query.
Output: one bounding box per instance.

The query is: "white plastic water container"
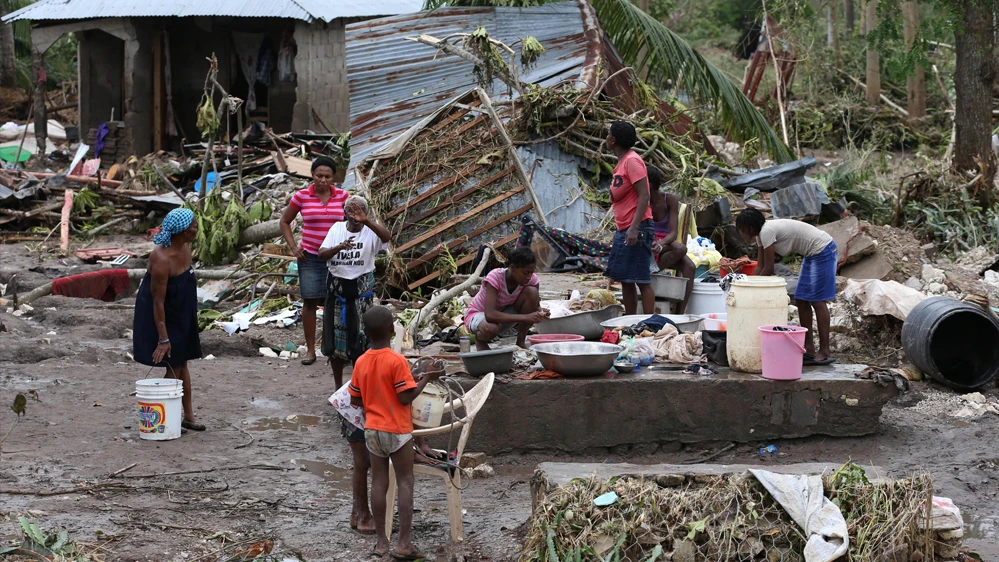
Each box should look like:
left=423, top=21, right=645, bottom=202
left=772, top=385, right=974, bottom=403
left=136, top=378, right=184, bottom=440
left=726, top=277, right=789, bottom=373
left=411, top=383, right=446, bottom=429
left=686, top=280, right=726, bottom=316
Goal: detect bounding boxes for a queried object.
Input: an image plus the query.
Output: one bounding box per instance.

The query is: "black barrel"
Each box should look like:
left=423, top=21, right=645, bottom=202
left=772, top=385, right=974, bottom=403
left=901, top=296, right=999, bottom=391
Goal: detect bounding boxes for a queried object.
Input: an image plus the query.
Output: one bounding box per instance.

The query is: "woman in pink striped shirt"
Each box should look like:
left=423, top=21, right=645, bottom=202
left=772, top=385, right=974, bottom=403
left=280, top=156, right=349, bottom=365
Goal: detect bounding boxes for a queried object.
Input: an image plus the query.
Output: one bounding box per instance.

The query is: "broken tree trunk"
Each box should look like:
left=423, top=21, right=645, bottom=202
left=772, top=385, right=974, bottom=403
left=902, top=1, right=926, bottom=119
left=864, top=0, right=880, bottom=106
left=409, top=247, right=491, bottom=342
left=237, top=219, right=283, bottom=247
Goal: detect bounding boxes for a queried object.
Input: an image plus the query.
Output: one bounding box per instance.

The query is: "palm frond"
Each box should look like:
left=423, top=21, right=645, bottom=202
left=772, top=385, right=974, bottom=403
left=589, top=0, right=792, bottom=162
left=421, top=0, right=794, bottom=162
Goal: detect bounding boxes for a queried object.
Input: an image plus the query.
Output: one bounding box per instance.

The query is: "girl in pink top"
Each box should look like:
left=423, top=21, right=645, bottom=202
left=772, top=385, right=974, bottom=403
left=464, top=247, right=548, bottom=350
left=605, top=120, right=655, bottom=315
left=279, top=156, right=349, bottom=365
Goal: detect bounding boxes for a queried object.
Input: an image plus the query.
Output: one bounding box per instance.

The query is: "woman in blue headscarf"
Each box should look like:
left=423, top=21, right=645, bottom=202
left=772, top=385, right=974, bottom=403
left=133, top=207, right=205, bottom=432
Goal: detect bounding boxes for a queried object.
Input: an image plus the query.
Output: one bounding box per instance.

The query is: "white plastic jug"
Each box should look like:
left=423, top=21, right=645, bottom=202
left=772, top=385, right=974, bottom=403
left=726, top=277, right=789, bottom=373
left=136, top=378, right=184, bottom=440
left=411, top=383, right=447, bottom=428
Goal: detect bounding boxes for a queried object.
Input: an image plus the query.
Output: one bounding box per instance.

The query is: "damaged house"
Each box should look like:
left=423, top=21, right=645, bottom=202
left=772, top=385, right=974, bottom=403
left=2, top=0, right=423, bottom=157
left=343, top=0, right=712, bottom=291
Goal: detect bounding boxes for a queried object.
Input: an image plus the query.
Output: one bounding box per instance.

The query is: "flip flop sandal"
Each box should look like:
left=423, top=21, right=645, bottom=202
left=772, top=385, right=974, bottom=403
left=352, top=526, right=377, bottom=536
left=811, top=357, right=836, bottom=366
left=301, top=356, right=317, bottom=365
left=371, top=548, right=389, bottom=558
left=390, top=547, right=426, bottom=561
left=802, top=353, right=816, bottom=362
left=181, top=420, right=206, bottom=431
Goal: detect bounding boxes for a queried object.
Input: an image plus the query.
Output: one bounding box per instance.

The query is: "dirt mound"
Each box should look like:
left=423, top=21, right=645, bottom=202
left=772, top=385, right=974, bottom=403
left=0, top=340, right=72, bottom=364
left=199, top=330, right=264, bottom=358
left=864, top=223, right=924, bottom=283
left=0, top=86, right=30, bottom=122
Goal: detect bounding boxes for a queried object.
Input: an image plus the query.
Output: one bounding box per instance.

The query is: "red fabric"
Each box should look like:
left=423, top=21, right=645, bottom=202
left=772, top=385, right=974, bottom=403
left=609, top=150, right=652, bottom=231
left=51, top=269, right=131, bottom=302
left=600, top=330, right=620, bottom=345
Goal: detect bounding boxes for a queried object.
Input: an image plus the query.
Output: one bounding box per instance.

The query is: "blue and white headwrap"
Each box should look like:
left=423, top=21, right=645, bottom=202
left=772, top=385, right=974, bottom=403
left=154, top=208, right=195, bottom=247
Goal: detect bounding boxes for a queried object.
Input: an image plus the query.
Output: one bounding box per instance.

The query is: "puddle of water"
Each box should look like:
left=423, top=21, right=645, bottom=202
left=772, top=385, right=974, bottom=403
left=966, top=514, right=999, bottom=540
left=296, top=459, right=352, bottom=494
left=249, top=397, right=282, bottom=409
left=247, top=415, right=329, bottom=432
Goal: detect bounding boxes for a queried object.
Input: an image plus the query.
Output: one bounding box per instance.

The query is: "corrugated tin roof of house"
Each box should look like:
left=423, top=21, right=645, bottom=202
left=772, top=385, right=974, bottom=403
left=293, top=0, right=425, bottom=22
left=2, top=0, right=424, bottom=23
left=343, top=1, right=599, bottom=187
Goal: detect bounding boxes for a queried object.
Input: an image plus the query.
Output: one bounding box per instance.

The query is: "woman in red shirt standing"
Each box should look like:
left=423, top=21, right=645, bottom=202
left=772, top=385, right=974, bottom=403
left=280, top=156, right=349, bottom=365
left=604, top=121, right=655, bottom=315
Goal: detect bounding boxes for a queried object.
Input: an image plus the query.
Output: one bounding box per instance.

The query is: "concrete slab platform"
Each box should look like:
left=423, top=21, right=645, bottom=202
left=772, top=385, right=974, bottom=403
left=459, top=364, right=898, bottom=454
left=531, top=462, right=850, bottom=509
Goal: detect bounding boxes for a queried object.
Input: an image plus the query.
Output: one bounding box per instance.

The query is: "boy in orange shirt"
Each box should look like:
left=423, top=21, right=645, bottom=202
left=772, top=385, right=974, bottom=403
left=349, top=306, right=442, bottom=560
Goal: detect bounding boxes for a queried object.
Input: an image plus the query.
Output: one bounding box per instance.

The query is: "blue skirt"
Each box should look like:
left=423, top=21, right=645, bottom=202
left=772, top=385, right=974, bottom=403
left=297, top=251, right=329, bottom=300
left=795, top=241, right=838, bottom=302
left=604, top=219, right=654, bottom=284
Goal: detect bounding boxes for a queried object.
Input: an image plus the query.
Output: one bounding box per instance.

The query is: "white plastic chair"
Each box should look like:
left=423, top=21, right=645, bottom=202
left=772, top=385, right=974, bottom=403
left=384, top=372, right=494, bottom=542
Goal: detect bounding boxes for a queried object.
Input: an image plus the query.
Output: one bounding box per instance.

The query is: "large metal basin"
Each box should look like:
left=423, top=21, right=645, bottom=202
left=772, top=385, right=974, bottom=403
left=532, top=342, right=624, bottom=377
left=601, top=314, right=703, bottom=333
left=535, top=304, right=624, bottom=340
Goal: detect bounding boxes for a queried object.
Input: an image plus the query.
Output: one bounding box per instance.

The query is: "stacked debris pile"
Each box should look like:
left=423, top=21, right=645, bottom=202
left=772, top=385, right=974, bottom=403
left=524, top=464, right=951, bottom=562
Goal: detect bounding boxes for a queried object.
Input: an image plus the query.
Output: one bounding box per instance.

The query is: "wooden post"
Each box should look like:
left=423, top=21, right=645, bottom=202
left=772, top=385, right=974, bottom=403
left=31, top=49, right=47, bottom=156
left=60, top=189, right=73, bottom=254
left=476, top=88, right=548, bottom=226
left=902, top=1, right=926, bottom=119
left=152, top=30, right=164, bottom=152
left=864, top=0, right=880, bottom=106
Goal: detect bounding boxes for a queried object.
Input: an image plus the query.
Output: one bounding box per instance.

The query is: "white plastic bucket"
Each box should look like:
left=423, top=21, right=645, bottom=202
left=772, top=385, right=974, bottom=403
left=726, top=277, right=789, bottom=373
left=687, top=281, right=726, bottom=316
left=411, top=383, right=446, bottom=429
left=136, top=378, right=184, bottom=440
left=700, top=313, right=728, bottom=331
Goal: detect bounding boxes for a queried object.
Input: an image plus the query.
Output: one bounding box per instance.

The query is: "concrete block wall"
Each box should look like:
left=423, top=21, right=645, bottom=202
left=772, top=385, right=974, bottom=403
left=292, top=19, right=359, bottom=134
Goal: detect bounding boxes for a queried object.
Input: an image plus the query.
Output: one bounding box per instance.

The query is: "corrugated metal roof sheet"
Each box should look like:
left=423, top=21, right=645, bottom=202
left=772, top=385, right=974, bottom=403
left=344, top=2, right=597, bottom=185
left=293, top=0, right=425, bottom=21
left=3, top=0, right=422, bottom=23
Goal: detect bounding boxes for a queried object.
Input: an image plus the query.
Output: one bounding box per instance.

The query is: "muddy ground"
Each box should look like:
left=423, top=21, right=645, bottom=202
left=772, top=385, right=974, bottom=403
left=1, top=242, right=998, bottom=561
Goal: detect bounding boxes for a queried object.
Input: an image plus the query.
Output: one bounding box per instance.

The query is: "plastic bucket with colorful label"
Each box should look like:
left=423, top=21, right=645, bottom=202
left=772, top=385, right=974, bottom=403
left=135, top=378, right=184, bottom=440
left=411, top=383, right=446, bottom=429
left=759, top=325, right=808, bottom=381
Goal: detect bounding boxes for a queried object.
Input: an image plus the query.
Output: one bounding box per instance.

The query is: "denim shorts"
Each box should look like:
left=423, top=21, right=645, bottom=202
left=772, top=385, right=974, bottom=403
left=604, top=219, right=655, bottom=284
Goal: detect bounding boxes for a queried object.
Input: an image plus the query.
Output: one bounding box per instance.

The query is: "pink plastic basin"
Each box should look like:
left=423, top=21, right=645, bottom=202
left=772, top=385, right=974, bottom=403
left=527, top=334, right=586, bottom=346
